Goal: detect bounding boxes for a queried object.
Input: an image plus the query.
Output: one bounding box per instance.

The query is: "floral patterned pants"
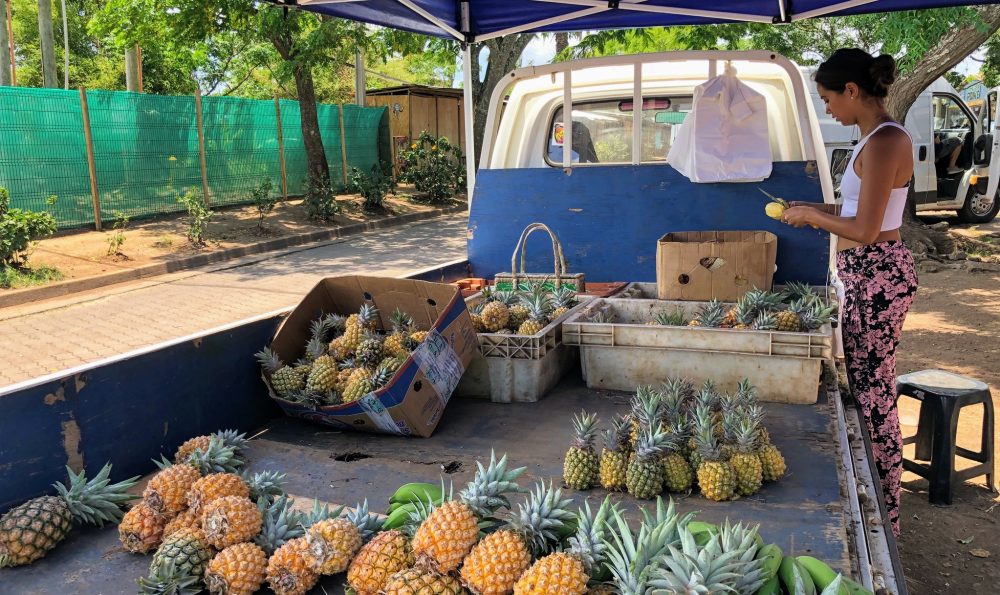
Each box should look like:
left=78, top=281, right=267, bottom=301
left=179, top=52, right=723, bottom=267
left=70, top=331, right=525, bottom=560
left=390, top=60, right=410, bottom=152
left=836, top=241, right=918, bottom=536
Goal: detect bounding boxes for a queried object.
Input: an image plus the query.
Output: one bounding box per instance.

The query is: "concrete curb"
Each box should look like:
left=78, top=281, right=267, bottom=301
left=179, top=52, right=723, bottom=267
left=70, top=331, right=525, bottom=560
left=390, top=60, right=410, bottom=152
left=1, top=205, right=467, bottom=309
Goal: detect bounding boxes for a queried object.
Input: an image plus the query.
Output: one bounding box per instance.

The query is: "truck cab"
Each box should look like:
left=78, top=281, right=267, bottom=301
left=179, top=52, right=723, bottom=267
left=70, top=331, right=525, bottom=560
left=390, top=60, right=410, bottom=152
left=806, top=72, right=1000, bottom=223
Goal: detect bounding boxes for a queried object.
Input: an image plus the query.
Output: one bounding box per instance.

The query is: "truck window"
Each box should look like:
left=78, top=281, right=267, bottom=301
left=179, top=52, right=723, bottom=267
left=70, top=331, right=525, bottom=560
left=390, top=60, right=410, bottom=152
left=545, top=97, right=692, bottom=166
left=933, top=95, right=971, bottom=133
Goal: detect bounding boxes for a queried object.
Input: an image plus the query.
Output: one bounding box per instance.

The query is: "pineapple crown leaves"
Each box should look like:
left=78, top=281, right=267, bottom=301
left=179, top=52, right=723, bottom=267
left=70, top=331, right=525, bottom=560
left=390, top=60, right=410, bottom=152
left=509, top=480, right=575, bottom=558
left=734, top=417, right=761, bottom=452
left=322, top=313, right=347, bottom=333
left=357, top=303, right=380, bottom=326
left=254, top=347, right=284, bottom=373
left=213, top=429, right=249, bottom=455
left=735, top=378, right=757, bottom=401
left=801, top=301, right=837, bottom=331
left=494, top=289, right=519, bottom=306
left=551, top=285, right=578, bottom=308
left=53, top=463, right=139, bottom=527
left=389, top=307, right=414, bottom=333
left=603, top=414, right=629, bottom=451
left=254, top=495, right=305, bottom=556
left=632, top=386, right=665, bottom=428
left=751, top=310, right=778, bottom=331
left=603, top=498, right=688, bottom=595
left=243, top=470, right=288, bottom=504
left=589, top=309, right=617, bottom=324
left=566, top=496, right=614, bottom=574
left=341, top=500, right=384, bottom=541
left=458, top=451, right=528, bottom=518
left=717, top=520, right=769, bottom=594
left=186, top=436, right=244, bottom=475
left=695, top=299, right=726, bottom=327
left=648, top=525, right=743, bottom=594
left=654, top=308, right=687, bottom=326
left=781, top=281, right=819, bottom=304
left=153, top=455, right=175, bottom=471
left=571, top=410, right=601, bottom=451
left=634, top=424, right=672, bottom=461
left=305, top=336, right=328, bottom=361
left=136, top=558, right=203, bottom=595
left=299, top=498, right=345, bottom=530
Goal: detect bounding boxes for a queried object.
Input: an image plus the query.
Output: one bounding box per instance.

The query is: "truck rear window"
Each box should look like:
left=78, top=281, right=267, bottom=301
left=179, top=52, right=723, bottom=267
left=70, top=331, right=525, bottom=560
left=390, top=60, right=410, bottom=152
left=545, top=97, right=692, bottom=166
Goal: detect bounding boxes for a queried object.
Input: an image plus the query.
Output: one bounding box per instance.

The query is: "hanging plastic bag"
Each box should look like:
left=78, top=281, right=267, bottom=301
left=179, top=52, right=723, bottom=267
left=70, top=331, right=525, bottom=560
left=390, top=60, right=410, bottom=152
left=667, top=62, right=773, bottom=183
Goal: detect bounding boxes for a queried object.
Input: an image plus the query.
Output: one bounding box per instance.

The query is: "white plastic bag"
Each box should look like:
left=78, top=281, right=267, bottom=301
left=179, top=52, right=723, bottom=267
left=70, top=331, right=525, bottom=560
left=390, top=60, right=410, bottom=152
left=667, top=63, right=773, bottom=183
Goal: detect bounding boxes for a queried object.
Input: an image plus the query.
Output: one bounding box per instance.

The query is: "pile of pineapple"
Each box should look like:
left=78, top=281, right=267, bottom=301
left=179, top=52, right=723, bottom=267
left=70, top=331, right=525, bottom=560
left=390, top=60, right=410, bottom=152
left=469, top=284, right=579, bottom=336
left=256, top=305, right=430, bottom=408
left=646, top=282, right=837, bottom=333
left=563, top=377, right=787, bottom=502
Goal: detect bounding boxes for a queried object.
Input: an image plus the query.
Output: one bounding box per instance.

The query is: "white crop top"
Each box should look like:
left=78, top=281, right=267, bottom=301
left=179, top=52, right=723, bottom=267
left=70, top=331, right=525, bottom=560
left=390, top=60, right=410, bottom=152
left=838, top=121, right=911, bottom=231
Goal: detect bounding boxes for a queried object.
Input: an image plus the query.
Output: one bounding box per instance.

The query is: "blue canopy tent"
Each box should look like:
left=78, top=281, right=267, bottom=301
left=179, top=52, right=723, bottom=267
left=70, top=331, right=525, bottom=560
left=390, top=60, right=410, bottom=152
left=282, top=0, right=995, bottom=193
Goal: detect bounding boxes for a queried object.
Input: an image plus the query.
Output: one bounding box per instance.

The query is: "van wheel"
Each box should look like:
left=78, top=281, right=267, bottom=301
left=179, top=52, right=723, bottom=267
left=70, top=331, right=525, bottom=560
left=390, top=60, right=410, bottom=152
left=958, top=186, right=1000, bottom=223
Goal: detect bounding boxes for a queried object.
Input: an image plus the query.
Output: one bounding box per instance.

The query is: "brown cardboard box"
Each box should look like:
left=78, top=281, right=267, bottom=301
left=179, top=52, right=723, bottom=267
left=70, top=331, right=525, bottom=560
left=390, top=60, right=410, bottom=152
left=656, top=231, right=777, bottom=301
left=265, top=276, right=478, bottom=437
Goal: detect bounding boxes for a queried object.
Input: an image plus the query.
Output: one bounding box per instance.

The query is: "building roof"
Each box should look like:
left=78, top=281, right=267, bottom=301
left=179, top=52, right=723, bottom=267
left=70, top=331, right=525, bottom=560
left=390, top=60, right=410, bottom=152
left=366, top=85, right=465, bottom=99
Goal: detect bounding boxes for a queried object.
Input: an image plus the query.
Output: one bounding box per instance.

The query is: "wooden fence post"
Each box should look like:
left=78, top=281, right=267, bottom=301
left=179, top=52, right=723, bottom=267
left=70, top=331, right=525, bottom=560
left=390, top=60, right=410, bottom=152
left=78, top=87, right=101, bottom=231
left=275, top=97, right=288, bottom=201
left=338, top=104, right=349, bottom=185
left=194, top=87, right=210, bottom=205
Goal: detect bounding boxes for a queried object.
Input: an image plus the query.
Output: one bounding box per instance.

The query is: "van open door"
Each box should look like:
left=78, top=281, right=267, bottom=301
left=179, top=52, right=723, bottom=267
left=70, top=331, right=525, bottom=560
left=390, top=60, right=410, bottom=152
left=985, top=87, right=1000, bottom=202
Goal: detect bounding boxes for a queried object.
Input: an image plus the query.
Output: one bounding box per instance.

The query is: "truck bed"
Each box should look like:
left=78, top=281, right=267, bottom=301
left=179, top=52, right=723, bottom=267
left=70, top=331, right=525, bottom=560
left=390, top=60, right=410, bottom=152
left=3, top=370, right=856, bottom=595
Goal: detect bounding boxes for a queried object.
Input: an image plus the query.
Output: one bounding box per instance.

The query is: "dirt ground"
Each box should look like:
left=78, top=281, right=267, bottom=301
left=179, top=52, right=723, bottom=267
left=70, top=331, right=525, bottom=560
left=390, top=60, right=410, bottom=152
left=9, top=187, right=461, bottom=285
left=895, top=216, right=1000, bottom=595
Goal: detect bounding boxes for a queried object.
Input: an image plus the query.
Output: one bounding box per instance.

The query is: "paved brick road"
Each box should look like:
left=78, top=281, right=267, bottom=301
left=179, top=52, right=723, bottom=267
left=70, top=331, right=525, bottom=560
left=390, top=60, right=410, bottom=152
left=1, top=214, right=467, bottom=387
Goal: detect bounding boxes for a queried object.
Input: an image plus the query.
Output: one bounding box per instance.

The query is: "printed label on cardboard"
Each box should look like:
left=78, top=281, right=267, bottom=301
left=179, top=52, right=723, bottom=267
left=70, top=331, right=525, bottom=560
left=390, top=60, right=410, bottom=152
left=412, top=329, right=465, bottom=404
left=358, top=393, right=406, bottom=435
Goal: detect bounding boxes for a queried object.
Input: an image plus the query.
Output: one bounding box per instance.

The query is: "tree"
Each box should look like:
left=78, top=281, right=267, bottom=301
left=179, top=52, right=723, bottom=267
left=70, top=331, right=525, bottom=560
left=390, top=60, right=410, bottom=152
left=36, top=0, right=56, bottom=87
left=944, top=70, right=966, bottom=90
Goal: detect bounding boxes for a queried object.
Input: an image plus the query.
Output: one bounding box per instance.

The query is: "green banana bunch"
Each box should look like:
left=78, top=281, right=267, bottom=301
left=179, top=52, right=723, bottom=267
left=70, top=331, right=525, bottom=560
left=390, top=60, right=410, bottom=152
left=797, top=556, right=873, bottom=595
left=778, top=555, right=817, bottom=595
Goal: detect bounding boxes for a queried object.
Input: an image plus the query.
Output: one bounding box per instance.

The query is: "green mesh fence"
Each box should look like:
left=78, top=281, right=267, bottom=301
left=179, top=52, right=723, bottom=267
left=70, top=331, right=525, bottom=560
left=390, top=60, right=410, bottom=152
left=0, top=88, right=388, bottom=229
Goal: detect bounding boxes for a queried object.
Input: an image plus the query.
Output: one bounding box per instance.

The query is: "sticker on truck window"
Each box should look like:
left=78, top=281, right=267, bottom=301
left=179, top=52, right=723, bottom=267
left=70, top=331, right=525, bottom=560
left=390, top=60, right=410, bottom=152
left=412, top=329, right=465, bottom=405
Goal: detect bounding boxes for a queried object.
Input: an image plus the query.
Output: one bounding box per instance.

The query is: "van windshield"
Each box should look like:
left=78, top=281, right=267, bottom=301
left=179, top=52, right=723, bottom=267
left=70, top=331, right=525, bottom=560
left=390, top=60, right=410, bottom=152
left=546, top=97, right=692, bottom=166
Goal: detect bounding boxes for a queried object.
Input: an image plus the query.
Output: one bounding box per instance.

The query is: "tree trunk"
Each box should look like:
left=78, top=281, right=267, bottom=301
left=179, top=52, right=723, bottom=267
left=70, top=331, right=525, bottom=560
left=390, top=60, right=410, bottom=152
left=887, top=5, right=1000, bottom=257
left=0, top=0, right=10, bottom=86
left=125, top=45, right=140, bottom=91
left=37, top=0, right=57, bottom=88
left=555, top=33, right=569, bottom=56
left=470, top=34, right=533, bottom=162
left=293, top=60, right=331, bottom=187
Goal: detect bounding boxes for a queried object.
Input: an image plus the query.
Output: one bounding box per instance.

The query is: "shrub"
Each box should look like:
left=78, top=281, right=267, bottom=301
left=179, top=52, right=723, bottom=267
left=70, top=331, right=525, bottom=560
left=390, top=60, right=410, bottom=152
left=398, top=132, right=465, bottom=202
left=350, top=164, right=393, bottom=213
left=106, top=210, right=128, bottom=256
left=177, top=192, right=211, bottom=246
left=250, top=178, right=276, bottom=231
left=304, top=173, right=340, bottom=222
left=0, top=188, right=58, bottom=267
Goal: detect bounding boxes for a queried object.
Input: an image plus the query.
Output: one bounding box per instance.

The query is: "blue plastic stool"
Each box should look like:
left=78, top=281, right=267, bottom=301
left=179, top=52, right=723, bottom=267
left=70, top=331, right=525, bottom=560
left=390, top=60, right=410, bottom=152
left=897, top=369, right=996, bottom=505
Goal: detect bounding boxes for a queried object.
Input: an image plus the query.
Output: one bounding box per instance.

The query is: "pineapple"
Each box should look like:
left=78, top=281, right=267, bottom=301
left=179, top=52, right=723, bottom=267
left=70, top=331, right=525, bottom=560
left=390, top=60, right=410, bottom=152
left=516, top=292, right=552, bottom=335
left=629, top=385, right=664, bottom=447
left=356, top=332, right=385, bottom=369
left=801, top=301, right=837, bottom=332
left=731, top=416, right=765, bottom=496
left=603, top=498, right=693, bottom=594
left=649, top=308, right=686, bottom=326
left=563, top=411, right=601, bottom=490
left=627, top=425, right=670, bottom=499
left=661, top=421, right=693, bottom=493
left=382, top=567, right=465, bottom=594
left=384, top=308, right=414, bottom=358
left=508, top=300, right=531, bottom=330
left=718, top=520, right=770, bottom=595
left=758, top=440, right=787, bottom=482
left=411, top=451, right=526, bottom=573
left=406, top=329, right=428, bottom=348
left=304, top=500, right=382, bottom=574
left=468, top=302, right=488, bottom=333
left=550, top=286, right=578, bottom=318
left=782, top=280, right=820, bottom=305
left=120, top=502, right=169, bottom=554
left=347, top=529, right=414, bottom=595
left=162, top=508, right=202, bottom=541
left=0, top=464, right=137, bottom=567
left=341, top=363, right=394, bottom=403
left=186, top=472, right=248, bottom=515
left=460, top=480, right=574, bottom=595
left=343, top=304, right=379, bottom=355
left=513, top=496, right=612, bottom=595
left=204, top=542, right=268, bottom=595
left=588, top=310, right=616, bottom=323
left=173, top=429, right=249, bottom=464
left=144, top=463, right=202, bottom=517
left=255, top=348, right=304, bottom=398
left=266, top=537, right=318, bottom=595
left=480, top=299, right=510, bottom=332
left=695, top=415, right=736, bottom=502
left=201, top=496, right=263, bottom=549
left=149, top=527, right=213, bottom=581
left=775, top=298, right=810, bottom=332
left=599, top=414, right=629, bottom=491
left=253, top=495, right=307, bottom=557
left=687, top=299, right=725, bottom=327
left=731, top=292, right=760, bottom=330
left=305, top=354, right=338, bottom=394
left=328, top=335, right=353, bottom=360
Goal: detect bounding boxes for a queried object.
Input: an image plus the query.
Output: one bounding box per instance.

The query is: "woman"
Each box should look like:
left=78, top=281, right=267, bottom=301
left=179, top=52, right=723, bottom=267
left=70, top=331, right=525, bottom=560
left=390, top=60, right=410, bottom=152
left=783, top=48, right=918, bottom=537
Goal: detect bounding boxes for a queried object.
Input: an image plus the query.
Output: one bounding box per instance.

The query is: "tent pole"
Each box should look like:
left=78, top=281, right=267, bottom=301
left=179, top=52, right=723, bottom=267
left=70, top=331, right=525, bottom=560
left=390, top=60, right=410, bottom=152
left=462, top=43, right=476, bottom=202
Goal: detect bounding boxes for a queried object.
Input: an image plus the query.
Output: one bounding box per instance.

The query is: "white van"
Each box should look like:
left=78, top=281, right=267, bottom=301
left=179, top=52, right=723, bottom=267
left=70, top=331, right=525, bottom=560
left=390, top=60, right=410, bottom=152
left=804, top=70, right=999, bottom=223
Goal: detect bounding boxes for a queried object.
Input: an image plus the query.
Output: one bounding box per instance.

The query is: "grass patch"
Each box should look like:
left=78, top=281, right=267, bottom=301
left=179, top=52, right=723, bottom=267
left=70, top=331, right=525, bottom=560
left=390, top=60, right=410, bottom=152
left=153, top=235, right=174, bottom=249
left=0, top=265, right=63, bottom=289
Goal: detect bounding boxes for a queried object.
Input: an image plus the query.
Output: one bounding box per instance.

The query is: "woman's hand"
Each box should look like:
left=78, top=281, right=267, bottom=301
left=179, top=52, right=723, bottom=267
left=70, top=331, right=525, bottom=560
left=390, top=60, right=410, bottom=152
left=782, top=206, right=815, bottom=228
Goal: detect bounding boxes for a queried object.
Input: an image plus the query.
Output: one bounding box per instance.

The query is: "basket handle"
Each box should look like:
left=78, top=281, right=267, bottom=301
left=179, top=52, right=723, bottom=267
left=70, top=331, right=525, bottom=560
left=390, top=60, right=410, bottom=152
left=509, top=222, right=568, bottom=289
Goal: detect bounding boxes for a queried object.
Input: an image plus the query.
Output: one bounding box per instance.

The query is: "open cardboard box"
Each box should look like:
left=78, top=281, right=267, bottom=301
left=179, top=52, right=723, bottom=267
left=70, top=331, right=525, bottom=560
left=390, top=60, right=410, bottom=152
left=656, top=231, right=777, bottom=301
left=265, top=275, right=478, bottom=437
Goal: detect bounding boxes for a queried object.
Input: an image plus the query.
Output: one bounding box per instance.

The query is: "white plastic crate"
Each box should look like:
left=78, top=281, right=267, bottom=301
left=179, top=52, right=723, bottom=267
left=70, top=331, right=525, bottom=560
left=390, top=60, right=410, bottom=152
left=454, top=343, right=577, bottom=403
left=562, top=298, right=834, bottom=404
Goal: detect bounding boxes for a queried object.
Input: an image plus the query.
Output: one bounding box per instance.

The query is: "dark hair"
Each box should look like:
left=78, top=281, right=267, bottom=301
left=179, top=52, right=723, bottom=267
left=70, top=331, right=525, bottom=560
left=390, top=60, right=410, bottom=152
left=814, top=48, right=897, bottom=98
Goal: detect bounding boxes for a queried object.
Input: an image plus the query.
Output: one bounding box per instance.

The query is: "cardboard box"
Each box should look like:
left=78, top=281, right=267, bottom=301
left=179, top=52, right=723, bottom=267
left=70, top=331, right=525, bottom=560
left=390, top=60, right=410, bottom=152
left=265, top=276, right=478, bottom=437
left=656, top=231, right=777, bottom=301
